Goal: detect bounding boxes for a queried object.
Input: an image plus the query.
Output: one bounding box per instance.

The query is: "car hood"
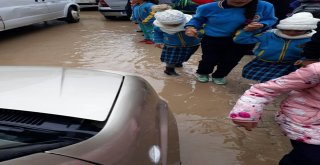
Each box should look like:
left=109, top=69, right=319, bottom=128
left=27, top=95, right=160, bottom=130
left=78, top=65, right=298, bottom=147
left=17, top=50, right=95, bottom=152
left=0, top=66, right=123, bottom=121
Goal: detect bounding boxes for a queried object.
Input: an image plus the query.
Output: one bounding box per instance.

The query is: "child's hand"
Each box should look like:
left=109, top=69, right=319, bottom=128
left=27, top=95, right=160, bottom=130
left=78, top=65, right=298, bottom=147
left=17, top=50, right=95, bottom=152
left=294, top=59, right=319, bottom=67
left=155, top=43, right=164, bottom=49
left=185, top=27, right=198, bottom=37
left=232, top=120, right=258, bottom=131
left=244, top=22, right=264, bottom=32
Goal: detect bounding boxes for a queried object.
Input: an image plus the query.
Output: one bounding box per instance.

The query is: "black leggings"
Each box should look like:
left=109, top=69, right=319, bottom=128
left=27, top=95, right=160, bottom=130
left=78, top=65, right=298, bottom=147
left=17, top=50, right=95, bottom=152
left=196, top=35, right=245, bottom=78
left=279, top=140, right=320, bottom=165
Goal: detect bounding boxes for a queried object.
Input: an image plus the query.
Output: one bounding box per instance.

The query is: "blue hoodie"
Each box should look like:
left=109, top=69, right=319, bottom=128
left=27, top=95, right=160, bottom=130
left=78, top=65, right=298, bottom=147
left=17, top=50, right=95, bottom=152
left=234, top=30, right=312, bottom=62
left=185, top=0, right=277, bottom=37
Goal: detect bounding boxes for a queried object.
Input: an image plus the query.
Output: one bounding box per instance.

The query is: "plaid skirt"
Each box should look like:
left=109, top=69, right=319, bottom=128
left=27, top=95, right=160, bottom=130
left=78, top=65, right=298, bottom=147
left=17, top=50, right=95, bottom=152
left=161, top=45, right=199, bottom=64
left=242, top=58, right=299, bottom=82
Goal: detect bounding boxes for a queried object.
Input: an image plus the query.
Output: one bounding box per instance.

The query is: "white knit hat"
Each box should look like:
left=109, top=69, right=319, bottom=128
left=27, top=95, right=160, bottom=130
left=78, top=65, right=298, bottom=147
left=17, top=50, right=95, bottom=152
left=154, top=9, right=186, bottom=25
left=277, top=12, right=320, bottom=30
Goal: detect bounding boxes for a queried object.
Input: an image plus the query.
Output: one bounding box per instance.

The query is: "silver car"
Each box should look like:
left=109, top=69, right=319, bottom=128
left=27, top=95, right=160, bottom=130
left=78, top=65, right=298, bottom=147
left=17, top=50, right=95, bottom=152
left=98, top=0, right=131, bottom=19
left=75, top=0, right=99, bottom=8
left=0, top=0, right=80, bottom=32
left=0, top=66, right=180, bottom=165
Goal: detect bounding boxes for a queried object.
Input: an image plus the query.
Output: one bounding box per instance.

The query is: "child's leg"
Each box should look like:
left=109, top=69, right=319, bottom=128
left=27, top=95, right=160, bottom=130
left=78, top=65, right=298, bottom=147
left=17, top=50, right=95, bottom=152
left=184, top=45, right=200, bottom=62
left=143, top=24, right=154, bottom=41
left=138, top=23, right=148, bottom=41
left=136, top=23, right=142, bottom=32
left=279, top=140, right=320, bottom=165
left=164, top=63, right=179, bottom=76
left=196, top=36, right=225, bottom=75
left=175, top=45, right=200, bottom=68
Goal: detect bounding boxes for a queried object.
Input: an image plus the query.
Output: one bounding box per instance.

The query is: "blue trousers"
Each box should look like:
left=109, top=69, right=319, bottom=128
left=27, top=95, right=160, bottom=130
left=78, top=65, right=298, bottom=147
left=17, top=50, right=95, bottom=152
left=139, top=23, right=154, bottom=40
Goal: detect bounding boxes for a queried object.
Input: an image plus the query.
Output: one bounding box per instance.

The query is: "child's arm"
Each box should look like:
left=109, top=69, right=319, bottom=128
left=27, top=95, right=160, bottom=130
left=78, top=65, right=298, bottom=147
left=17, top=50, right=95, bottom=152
left=184, top=5, right=208, bottom=29
left=229, top=63, right=320, bottom=125
left=233, top=29, right=268, bottom=44
left=153, top=27, right=164, bottom=48
left=294, top=27, right=320, bottom=66
left=258, top=3, right=278, bottom=29
left=301, top=26, right=320, bottom=60
left=142, top=4, right=156, bottom=24
left=131, top=5, right=138, bottom=22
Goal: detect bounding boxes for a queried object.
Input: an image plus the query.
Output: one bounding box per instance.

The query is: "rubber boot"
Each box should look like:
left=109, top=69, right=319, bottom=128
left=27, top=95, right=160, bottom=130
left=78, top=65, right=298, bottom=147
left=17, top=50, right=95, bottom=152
left=175, top=63, right=183, bottom=68
left=164, top=67, right=179, bottom=76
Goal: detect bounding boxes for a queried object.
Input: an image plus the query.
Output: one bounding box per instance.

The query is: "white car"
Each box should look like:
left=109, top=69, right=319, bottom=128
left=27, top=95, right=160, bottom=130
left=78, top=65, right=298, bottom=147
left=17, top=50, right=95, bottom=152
left=74, top=0, right=98, bottom=8
left=0, top=0, right=80, bottom=32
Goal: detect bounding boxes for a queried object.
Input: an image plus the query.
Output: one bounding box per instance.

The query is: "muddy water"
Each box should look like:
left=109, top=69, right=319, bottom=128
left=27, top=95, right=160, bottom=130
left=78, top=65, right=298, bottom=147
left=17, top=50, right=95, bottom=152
left=0, top=11, right=291, bottom=165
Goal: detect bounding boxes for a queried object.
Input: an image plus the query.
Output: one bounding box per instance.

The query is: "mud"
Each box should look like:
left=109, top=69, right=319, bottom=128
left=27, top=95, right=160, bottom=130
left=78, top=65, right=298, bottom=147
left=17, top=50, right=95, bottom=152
left=0, top=11, right=291, bottom=165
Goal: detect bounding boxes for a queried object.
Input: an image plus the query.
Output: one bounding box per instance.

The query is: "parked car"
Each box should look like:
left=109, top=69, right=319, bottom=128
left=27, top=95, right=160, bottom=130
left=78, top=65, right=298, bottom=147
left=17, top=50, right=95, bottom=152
left=98, top=0, right=131, bottom=19
left=0, top=0, right=80, bottom=32
left=75, top=0, right=99, bottom=8
left=0, top=66, right=181, bottom=165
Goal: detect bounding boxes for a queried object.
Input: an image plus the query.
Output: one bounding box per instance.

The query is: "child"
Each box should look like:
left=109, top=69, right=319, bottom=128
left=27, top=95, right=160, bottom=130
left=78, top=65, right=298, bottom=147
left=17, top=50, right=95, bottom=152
left=153, top=6, right=201, bottom=76
left=130, top=0, right=142, bottom=32
left=228, top=61, right=320, bottom=165
left=185, top=0, right=277, bottom=85
left=131, top=0, right=157, bottom=44
left=291, top=0, right=320, bottom=18
left=172, top=0, right=214, bottom=14
left=234, top=12, right=319, bottom=82
left=295, top=22, right=320, bottom=66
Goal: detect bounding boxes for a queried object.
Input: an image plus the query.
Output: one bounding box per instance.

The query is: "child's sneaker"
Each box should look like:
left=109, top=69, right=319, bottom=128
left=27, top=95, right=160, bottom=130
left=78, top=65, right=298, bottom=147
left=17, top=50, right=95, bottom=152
left=212, top=77, right=227, bottom=85
left=175, top=63, right=183, bottom=68
left=164, top=67, right=179, bottom=76
left=197, top=74, right=209, bottom=83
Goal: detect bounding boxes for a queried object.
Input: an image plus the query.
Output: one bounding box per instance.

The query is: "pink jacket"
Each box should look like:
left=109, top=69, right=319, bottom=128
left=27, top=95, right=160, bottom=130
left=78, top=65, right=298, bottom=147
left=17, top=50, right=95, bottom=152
left=229, top=62, right=320, bottom=145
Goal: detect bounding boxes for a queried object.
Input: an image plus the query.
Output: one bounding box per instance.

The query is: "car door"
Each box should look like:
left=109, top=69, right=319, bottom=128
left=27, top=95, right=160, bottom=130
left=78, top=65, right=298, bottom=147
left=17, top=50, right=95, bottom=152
left=44, top=0, right=68, bottom=18
left=0, top=0, right=48, bottom=31
left=105, top=0, right=128, bottom=11
left=0, top=16, right=4, bottom=31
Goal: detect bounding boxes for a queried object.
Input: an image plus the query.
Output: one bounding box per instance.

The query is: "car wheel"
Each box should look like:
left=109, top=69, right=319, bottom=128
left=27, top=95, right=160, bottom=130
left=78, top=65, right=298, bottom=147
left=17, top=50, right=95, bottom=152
left=125, top=1, right=132, bottom=18
left=66, top=6, right=80, bottom=23
left=104, top=16, right=117, bottom=20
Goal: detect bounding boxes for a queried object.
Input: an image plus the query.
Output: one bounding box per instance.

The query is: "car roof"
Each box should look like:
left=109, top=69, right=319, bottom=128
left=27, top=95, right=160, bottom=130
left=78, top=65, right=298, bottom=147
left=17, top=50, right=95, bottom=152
left=0, top=66, right=123, bottom=121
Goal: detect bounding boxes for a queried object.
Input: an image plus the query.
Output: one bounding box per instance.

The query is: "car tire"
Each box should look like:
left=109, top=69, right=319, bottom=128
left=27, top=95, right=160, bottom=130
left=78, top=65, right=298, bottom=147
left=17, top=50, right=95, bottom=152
left=125, top=1, right=132, bottom=18
left=66, top=6, right=80, bottom=23
left=104, top=16, right=117, bottom=20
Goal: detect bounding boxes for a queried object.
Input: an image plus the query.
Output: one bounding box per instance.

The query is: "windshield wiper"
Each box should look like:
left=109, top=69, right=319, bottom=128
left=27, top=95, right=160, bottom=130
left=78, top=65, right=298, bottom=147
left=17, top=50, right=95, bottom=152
left=0, top=123, right=97, bottom=136
left=0, top=139, right=76, bottom=162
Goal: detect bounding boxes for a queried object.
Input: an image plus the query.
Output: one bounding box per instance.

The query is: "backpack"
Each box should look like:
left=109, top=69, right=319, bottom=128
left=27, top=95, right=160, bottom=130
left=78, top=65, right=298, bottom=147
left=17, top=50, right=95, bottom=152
left=292, top=0, right=320, bottom=18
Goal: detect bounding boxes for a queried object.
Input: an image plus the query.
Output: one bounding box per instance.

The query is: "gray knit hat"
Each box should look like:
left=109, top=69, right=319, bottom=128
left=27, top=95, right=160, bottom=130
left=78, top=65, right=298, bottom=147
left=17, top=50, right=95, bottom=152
left=277, top=12, right=320, bottom=30
left=154, top=9, right=186, bottom=25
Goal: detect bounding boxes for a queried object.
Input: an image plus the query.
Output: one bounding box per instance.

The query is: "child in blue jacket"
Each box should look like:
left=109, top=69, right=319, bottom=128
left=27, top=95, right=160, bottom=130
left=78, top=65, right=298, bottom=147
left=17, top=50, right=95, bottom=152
left=153, top=6, right=202, bottom=75
left=132, top=0, right=157, bottom=44
left=185, top=0, right=277, bottom=85
left=234, top=12, right=319, bottom=82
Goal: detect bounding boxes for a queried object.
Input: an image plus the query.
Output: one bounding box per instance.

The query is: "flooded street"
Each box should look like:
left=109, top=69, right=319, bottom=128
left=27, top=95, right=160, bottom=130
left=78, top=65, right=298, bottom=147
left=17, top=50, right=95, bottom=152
left=0, top=11, right=291, bottom=165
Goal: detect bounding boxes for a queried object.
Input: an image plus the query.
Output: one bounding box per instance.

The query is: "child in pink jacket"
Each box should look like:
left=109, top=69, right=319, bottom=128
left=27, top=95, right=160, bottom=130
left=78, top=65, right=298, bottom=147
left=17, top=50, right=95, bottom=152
left=229, top=62, right=320, bottom=165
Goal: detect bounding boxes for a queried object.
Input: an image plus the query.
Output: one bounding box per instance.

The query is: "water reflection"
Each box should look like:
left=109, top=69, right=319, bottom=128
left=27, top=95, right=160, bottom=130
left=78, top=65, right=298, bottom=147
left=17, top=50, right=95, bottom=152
left=0, top=11, right=292, bottom=165
left=176, top=113, right=290, bottom=165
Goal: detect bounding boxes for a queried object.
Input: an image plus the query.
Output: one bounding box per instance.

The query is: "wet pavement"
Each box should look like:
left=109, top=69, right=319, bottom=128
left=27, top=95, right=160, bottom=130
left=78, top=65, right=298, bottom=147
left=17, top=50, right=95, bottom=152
left=0, top=11, right=291, bottom=165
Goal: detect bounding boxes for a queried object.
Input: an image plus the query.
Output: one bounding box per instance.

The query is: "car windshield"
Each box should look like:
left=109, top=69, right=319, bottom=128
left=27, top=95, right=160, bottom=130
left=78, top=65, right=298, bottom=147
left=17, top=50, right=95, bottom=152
left=0, top=108, right=106, bottom=162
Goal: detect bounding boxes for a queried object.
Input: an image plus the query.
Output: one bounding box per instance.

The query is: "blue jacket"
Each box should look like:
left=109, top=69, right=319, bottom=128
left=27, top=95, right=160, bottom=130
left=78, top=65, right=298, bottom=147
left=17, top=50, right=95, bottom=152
left=154, top=27, right=201, bottom=47
left=131, top=2, right=155, bottom=25
left=234, top=30, right=311, bottom=62
left=185, top=0, right=277, bottom=37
